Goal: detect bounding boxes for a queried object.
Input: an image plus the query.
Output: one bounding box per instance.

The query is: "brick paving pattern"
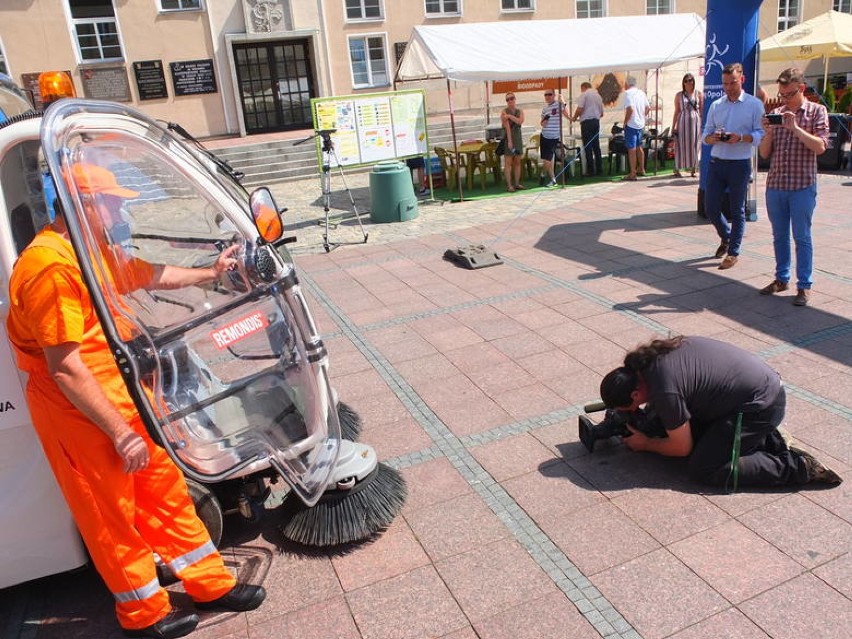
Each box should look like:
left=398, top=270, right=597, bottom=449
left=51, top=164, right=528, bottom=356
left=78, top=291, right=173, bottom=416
left=2, top=170, right=850, bottom=639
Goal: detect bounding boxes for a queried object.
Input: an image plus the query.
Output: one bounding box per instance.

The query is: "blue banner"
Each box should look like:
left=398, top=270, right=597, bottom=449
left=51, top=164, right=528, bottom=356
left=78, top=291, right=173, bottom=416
left=698, top=0, right=762, bottom=213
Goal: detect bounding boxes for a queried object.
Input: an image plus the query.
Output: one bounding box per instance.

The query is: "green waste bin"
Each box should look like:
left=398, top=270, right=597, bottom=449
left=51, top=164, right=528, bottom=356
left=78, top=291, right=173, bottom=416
left=369, top=161, right=419, bottom=223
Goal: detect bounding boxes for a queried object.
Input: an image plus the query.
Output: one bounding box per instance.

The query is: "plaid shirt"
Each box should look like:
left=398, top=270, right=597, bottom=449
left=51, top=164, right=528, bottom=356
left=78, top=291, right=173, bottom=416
left=766, top=100, right=829, bottom=191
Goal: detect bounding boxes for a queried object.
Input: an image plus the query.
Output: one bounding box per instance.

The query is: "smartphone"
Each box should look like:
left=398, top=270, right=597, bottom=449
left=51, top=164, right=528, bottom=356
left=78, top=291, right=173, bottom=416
left=766, top=113, right=783, bottom=125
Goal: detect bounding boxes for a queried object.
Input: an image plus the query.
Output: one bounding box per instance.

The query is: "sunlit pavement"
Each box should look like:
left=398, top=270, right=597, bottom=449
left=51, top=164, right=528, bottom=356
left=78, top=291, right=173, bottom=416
left=3, top=169, right=850, bottom=639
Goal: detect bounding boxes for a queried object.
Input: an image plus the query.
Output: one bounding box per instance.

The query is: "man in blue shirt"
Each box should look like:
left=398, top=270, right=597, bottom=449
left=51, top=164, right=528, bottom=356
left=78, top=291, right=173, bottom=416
left=702, top=63, right=765, bottom=270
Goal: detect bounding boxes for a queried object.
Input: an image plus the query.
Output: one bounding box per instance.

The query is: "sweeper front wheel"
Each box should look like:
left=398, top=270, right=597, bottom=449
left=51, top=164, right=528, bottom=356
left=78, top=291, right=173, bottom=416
left=278, top=462, right=406, bottom=547
left=187, top=478, right=224, bottom=548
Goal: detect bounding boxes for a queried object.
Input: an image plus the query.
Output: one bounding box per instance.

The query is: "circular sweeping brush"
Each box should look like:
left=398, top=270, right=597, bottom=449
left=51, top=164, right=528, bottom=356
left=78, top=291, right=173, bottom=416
left=337, top=400, right=362, bottom=441
left=279, top=463, right=406, bottom=547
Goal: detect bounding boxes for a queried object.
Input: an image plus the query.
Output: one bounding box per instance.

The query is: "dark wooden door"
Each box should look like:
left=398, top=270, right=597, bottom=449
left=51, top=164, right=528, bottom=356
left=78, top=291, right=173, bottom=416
left=234, top=40, right=315, bottom=133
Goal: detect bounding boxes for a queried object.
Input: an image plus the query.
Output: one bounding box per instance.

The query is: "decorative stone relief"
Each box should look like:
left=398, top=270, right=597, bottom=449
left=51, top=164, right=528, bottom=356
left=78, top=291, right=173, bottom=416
left=242, top=0, right=292, bottom=34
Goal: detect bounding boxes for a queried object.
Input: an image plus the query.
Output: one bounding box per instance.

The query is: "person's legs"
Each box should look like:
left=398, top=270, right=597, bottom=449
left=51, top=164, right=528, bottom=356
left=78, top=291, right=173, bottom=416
left=624, top=126, right=641, bottom=178
left=540, top=137, right=556, bottom=182
left=637, top=142, right=645, bottom=175
left=590, top=121, right=603, bottom=175
left=688, top=389, right=807, bottom=487
left=504, top=155, right=514, bottom=190
left=580, top=120, right=594, bottom=175
left=724, top=160, right=751, bottom=256
left=514, top=155, right=523, bottom=187
left=790, top=184, right=817, bottom=290
left=766, top=188, right=792, bottom=284
left=133, top=441, right=236, bottom=603
left=704, top=160, right=731, bottom=244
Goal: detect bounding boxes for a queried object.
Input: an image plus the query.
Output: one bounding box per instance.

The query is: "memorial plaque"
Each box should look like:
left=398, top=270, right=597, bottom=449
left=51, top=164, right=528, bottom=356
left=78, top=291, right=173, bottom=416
left=170, top=59, right=217, bottom=96
left=81, top=66, right=131, bottom=102
left=133, top=60, right=168, bottom=101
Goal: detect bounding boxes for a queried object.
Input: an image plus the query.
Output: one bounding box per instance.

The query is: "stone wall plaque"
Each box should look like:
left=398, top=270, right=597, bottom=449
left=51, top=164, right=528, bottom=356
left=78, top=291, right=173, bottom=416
left=81, top=66, right=131, bottom=102
left=170, top=59, right=218, bottom=96
left=133, top=60, right=168, bottom=101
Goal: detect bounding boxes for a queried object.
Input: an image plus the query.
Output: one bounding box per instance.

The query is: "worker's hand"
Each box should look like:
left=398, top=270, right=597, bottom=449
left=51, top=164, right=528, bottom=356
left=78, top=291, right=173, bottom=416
left=212, top=244, right=240, bottom=276
left=114, top=428, right=149, bottom=473
left=623, top=424, right=650, bottom=452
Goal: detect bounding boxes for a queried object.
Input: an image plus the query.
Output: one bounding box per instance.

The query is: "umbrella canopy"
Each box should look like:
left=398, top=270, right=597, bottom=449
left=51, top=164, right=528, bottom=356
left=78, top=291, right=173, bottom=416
left=759, top=10, right=852, bottom=96
left=759, top=10, right=852, bottom=62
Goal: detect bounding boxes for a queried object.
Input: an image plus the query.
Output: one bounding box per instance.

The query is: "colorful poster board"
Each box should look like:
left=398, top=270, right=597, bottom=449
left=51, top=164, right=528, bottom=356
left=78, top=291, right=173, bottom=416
left=311, top=90, right=428, bottom=168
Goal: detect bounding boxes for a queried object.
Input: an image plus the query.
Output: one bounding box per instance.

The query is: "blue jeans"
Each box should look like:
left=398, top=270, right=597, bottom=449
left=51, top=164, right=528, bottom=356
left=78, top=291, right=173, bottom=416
left=766, top=185, right=817, bottom=290
left=703, top=158, right=750, bottom=256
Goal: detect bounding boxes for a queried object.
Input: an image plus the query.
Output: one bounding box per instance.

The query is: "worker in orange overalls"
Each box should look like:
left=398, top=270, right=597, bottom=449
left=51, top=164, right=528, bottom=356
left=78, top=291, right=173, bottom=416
left=7, top=164, right=265, bottom=639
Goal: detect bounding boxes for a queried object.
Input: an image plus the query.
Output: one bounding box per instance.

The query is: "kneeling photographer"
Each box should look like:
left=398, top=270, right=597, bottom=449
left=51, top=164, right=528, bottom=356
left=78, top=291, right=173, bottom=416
left=598, top=336, right=841, bottom=489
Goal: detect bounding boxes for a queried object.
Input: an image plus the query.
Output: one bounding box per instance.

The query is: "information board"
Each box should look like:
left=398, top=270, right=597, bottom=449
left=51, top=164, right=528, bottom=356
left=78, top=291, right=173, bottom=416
left=81, top=66, right=131, bottom=102
left=133, top=60, right=168, bottom=101
left=311, top=90, right=428, bottom=168
left=170, top=59, right=217, bottom=96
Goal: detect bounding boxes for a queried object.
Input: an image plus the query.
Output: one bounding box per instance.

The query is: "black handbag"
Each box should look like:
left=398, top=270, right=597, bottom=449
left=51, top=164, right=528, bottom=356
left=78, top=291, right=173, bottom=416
left=495, top=136, right=506, bottom=156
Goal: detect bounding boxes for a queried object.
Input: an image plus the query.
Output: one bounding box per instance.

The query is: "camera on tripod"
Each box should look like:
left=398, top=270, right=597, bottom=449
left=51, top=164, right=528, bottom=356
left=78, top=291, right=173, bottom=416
left=578, top=401, right=668, bottom=452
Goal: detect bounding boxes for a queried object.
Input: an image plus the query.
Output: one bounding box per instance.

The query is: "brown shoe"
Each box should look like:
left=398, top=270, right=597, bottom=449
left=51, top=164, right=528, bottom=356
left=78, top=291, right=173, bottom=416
left=718, top=255, right=738, bottom=270
left=514, top=183, right=526, bottom=190
left=714, top=241, right=729, bottom=259
left=760, top=280, right=789, bottom=295
left=792, top=447, right=843, bottom=485
left=793, top=289, right=809, bottom=306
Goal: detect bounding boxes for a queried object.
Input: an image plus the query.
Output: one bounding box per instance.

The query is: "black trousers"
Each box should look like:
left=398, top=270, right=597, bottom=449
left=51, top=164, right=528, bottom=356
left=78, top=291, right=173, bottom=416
left=580, top=119, right=602, bottom=175
left=688, top=387, right=807, bottom=487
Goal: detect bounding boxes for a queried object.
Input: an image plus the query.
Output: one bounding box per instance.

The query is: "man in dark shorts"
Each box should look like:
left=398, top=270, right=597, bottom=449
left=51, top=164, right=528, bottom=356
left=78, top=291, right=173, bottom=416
left=539, top=90, right=569, bottom=187
left=600, top=336, right=842, bottom=488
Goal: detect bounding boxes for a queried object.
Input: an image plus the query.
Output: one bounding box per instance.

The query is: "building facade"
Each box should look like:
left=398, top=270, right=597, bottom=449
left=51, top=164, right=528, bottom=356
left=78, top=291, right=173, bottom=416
left=0, top=1, right=848, bottom=139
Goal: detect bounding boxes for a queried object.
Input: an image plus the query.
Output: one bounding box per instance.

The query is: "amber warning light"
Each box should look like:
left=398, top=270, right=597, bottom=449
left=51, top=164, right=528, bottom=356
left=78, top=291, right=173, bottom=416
left=38, top=71, right=76, bottom=106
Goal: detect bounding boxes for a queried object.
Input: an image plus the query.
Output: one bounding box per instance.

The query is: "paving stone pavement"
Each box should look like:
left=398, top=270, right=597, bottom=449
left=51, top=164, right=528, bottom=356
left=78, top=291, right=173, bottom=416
left=2, top=170, right=850, bottom=639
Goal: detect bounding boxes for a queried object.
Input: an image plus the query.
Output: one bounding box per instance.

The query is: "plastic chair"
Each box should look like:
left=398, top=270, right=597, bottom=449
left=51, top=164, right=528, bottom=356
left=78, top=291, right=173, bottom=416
left=606, top=123, right=628, bottom=174
left=523, top=133, right=541, bottom=179
left=434, top=147, right=459, bottom=189
left=480, top=141, right=503, bottom=186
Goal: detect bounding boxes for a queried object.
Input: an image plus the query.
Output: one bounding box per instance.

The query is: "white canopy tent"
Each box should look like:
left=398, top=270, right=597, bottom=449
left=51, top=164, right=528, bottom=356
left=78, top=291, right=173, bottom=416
left=396, top=13, right=706, bottom=82
left=395, top=13, right=706, bottom=198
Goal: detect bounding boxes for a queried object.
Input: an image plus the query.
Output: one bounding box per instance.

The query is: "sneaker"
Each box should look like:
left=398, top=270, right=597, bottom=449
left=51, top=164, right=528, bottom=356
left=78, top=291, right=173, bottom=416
left=793, top=289, right=809, bottom=306
left=714, top=241, right=730, bottom=259
left=760, top=280, right=789, bottom=295
left=718, top=255, right=738, bottom=270
left=123, top=610, right=199, bottom=639
left=417, top=187, right=429, bottom=195
left=792, top=447, right=843, bottom=485
left=195, top=583, right=267, bottom=612
left=546, top=179, right=558, bottom=188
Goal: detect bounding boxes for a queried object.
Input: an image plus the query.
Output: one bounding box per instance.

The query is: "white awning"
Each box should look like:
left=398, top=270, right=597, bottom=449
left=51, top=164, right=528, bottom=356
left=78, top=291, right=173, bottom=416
left=396, top=13, right=706, bottom=82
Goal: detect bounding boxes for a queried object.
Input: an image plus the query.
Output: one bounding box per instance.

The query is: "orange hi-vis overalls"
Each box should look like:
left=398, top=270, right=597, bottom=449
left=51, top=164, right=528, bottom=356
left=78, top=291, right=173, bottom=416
left=6, top=229, right=236, bottom=631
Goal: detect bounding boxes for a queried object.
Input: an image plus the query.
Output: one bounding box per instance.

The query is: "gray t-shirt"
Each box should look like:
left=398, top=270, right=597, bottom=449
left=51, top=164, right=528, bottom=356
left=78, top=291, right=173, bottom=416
left=642, top=336, right=781, bottom=431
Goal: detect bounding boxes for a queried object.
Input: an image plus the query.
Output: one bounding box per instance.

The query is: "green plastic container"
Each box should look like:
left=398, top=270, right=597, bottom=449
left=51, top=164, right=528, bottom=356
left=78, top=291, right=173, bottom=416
left=369, top=161, right=419, bottom=223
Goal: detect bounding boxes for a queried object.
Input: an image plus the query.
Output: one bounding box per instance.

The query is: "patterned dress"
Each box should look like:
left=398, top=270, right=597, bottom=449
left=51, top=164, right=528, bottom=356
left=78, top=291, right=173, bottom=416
left=674, top=91, right=701, bottom=170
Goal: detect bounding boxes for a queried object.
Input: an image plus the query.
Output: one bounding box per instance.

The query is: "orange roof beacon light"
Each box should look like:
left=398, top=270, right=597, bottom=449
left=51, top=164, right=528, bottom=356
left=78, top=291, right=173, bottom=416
left=38, top=71, right=76, bottom=106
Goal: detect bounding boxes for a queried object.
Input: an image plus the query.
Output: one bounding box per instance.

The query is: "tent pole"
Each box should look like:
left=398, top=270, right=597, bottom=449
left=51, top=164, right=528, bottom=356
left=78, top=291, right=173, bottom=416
left=823, top=55, right=829, bottom=99
left=447, top=78, right=464, bottom=201
left=486, top=81, right=491, bottom=125
left=654, top=67, right=660, bottom=174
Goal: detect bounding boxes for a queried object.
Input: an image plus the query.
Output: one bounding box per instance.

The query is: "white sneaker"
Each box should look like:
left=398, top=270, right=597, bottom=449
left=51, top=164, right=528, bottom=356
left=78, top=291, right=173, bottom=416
left=546, top=179, right=558, bottom=188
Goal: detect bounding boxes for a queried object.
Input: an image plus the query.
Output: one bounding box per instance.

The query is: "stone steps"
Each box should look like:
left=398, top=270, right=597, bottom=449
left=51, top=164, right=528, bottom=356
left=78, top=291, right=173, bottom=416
left=209, top=116, right=514, bottom=187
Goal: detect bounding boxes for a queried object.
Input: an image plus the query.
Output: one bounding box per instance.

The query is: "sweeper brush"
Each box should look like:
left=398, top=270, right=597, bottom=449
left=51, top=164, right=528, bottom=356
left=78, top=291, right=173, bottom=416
left=279, top=462, right=406, bottom=547
left=337, top=400, right=362, bottom=442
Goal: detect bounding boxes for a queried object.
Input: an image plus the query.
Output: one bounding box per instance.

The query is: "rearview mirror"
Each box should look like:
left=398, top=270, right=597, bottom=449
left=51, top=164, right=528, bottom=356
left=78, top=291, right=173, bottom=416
left=249, top=187, right=283, bottom=243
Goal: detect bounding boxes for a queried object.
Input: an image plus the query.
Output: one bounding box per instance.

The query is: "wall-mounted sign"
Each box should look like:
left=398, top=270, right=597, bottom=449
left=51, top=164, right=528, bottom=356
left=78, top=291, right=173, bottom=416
left=81, top=66, right=131, bottom=102
left=170, top=59, right=218, bottom=96
left=133, top=60, right=168, bottom=101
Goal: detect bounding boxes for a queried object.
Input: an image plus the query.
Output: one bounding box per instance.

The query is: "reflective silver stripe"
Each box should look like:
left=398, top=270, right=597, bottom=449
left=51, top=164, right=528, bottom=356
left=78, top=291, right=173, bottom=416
left=113, top=577, right=161, bottom=603
left=166, top=540, right=217, bottom=575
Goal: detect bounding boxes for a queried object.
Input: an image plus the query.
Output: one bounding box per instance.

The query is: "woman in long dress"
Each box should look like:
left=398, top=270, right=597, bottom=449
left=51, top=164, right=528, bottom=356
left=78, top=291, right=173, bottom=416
left=672, top=73, right=702, bottom=178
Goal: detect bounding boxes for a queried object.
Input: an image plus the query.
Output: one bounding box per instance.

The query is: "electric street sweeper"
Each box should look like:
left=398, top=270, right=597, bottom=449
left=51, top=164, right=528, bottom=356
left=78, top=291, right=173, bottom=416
left=0, top=81, right=405, bottom=590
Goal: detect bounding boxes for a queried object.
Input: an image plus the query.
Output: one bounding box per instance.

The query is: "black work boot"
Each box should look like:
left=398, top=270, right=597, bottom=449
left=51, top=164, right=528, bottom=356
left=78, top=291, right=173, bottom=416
left=123, top=609, right=199, bottom=639
left=195, top=583, right=266, bottom=612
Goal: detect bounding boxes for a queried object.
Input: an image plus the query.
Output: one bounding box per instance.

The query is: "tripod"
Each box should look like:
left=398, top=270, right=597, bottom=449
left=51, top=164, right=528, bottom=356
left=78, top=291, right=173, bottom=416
left=295, top=129, right=368, bottom=253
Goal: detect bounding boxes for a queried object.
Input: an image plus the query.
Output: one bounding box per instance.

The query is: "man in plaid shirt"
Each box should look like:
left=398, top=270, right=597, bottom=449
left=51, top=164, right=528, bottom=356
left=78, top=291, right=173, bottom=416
left=758, top=68, right=829, bottom=307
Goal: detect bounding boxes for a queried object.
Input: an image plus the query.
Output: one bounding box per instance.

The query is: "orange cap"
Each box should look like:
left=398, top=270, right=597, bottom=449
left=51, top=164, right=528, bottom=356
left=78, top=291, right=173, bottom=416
left=72, top=164, right=140, bottom=198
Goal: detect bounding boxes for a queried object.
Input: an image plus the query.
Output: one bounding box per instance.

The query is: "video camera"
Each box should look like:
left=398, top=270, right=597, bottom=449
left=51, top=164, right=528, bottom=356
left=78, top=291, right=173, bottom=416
left=578, top=400, right=668, bottom=452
